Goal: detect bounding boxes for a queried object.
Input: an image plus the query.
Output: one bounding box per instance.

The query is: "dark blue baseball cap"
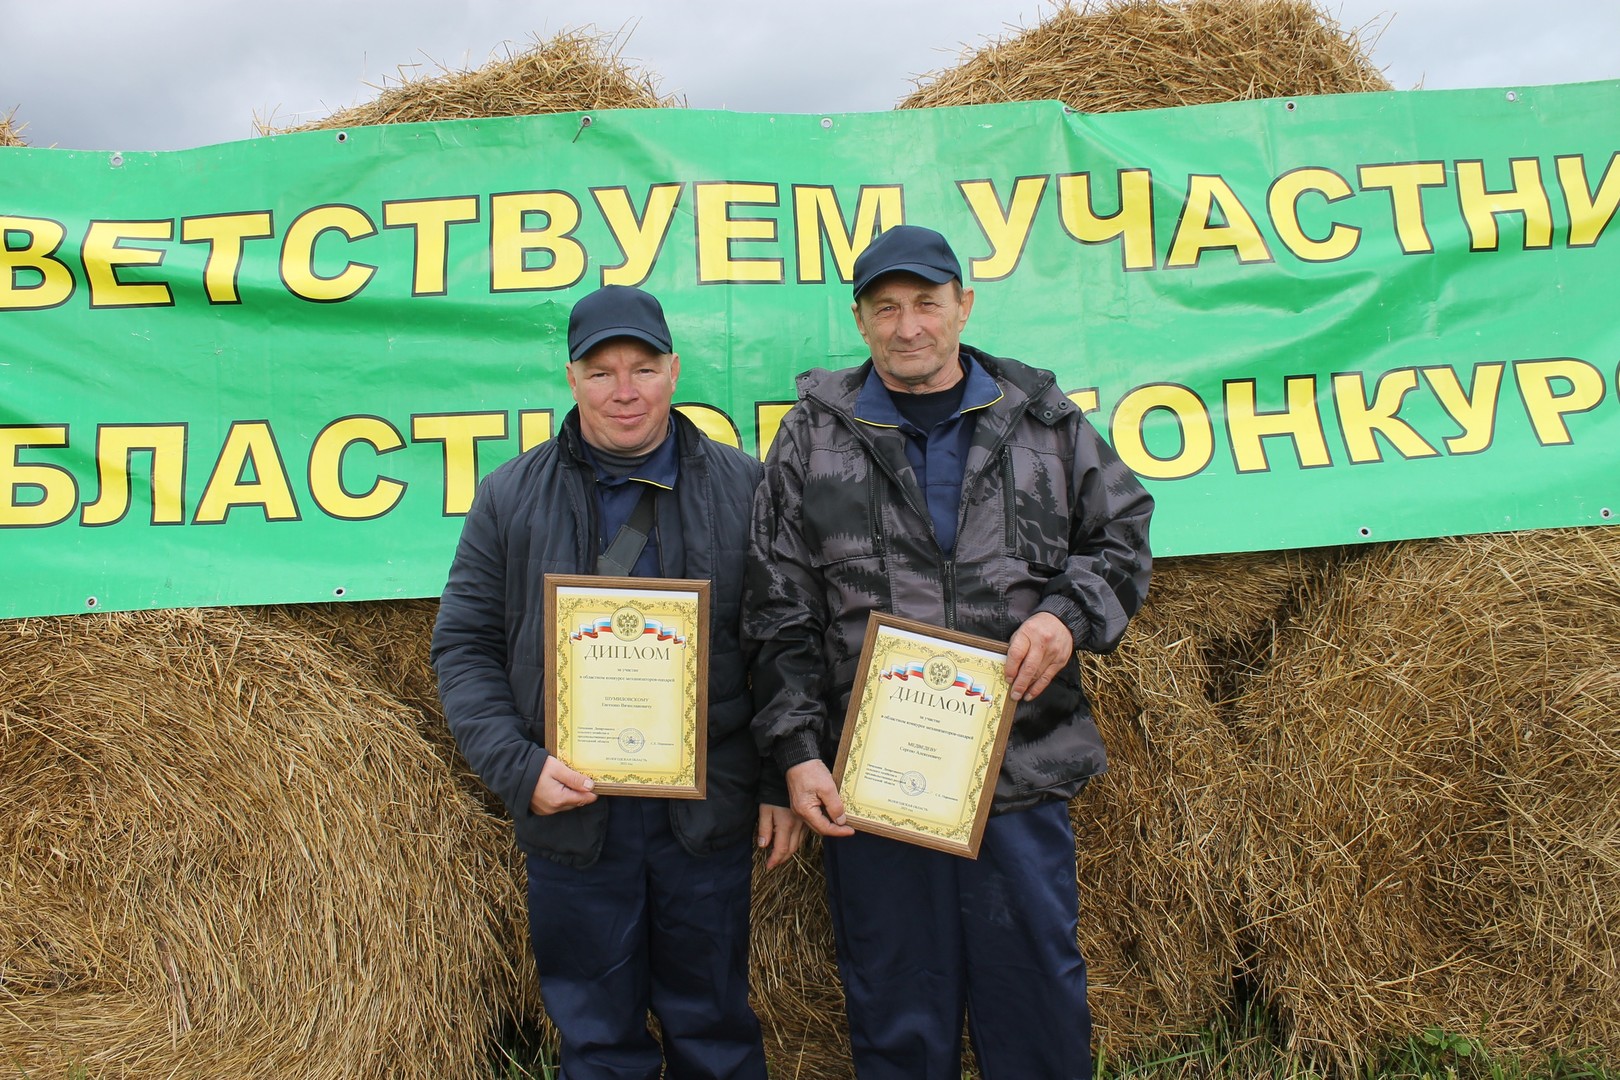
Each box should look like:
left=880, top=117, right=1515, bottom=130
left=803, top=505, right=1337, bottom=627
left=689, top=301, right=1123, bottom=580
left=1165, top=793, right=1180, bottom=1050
left=851, top=225, right=963, bottom=298
left=567, top=285, right=673, bottom=361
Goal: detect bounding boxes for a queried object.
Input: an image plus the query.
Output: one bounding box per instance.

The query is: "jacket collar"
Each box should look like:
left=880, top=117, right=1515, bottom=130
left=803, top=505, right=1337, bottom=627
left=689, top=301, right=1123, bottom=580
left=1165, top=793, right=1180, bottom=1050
left=799, top=344, right=1075, bottom=429
left=850, top=352, right=1003, bottom=430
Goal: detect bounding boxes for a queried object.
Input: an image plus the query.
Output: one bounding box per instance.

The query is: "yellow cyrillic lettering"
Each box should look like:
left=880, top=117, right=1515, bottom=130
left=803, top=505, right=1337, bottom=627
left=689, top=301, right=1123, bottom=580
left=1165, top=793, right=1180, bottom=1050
left=1165, top=175, right=1271, bottom=269
left=382, top=197, right=480, bottom=296
left=280, top=205, right=377, bottom=302
left=519, top=410, right=554, bottom=453
left=1067, top=389, right=1101, bottom=415
left=792, top=185, right=901, bottom=284
left=755, top=402, right=795, bottom=461
left=694, top=182, right=782, bottom=284
left=0, top=215, right=75, bottom=310
left=83, top=220, right=173, bottom=308
left=0, top=426, right=76, bottom=527
left=593, top=185, right=683, bottom=288
left=1056, top=170, right=1156, bottom=271
left=1358, top=162, right=1447, bottom=254
left=674, top=403, right=740, bottom=449
left=308, top=416, right=406, bottom=520
left=1268, top=168, right=1360, bottom=262
left=1557, top=152, right=1620, bottom=247
left=1456, top=158, right=1553, bottom=251
left=194, top=421, right=300, bottom=523
left=412, top=412, right=508, bottom=515
left=1421, top=363, right=1505, bottom=455
left=81, top=424, right=186, bottom=526
left=180, top=212, right=274, bottom=303
left=958, top=176, right=1048, bottom=281
left=490, top=191, right=585, bottom=292
left=1331, top=370, right=1439, bottom=463
left=1110, top=384, right=1214, bottom=481
left=1513, top=358, right=1605, bottom=446
left=1225, top=377, right=1331, bottom=473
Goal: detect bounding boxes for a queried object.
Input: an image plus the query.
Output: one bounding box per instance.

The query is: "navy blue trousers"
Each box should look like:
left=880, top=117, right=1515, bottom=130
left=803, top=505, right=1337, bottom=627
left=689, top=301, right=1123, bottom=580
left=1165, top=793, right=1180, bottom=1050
left=526, top=798, right=767, bottom=1080
left=822, top=799, right=1092, bottom=1080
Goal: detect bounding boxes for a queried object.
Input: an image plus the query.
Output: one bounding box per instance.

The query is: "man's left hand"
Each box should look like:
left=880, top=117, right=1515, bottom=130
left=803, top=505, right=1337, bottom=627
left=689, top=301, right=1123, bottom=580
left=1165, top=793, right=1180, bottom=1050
left=756, top=803, right=807, bottom=870
left=1004, top=611, right=1075, bottom=702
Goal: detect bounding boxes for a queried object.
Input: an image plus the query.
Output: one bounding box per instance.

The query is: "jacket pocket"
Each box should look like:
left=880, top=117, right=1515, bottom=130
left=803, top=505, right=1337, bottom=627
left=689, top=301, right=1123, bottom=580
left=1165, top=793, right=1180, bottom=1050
left=802, top=463, right=882, bottom=568
left=1000, top=444, right=1071, bottom=573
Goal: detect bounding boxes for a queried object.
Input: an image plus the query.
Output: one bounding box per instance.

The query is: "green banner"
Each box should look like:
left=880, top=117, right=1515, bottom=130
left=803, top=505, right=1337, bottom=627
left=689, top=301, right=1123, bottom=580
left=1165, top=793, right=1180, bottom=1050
left=2, top=85, right=1617, bottom=618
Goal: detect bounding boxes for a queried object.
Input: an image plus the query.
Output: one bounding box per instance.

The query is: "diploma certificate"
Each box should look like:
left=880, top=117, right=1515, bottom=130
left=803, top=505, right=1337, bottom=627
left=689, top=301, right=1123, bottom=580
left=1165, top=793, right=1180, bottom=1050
left=832, top=614, right=1017, bottom=857
left=543, top=575, right=708, bottom=798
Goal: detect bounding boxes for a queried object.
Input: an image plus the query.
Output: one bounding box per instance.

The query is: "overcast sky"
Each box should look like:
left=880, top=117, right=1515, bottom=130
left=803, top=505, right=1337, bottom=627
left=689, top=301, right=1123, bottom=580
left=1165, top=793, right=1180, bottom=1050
left=3, top=0, right=1617, bottom=152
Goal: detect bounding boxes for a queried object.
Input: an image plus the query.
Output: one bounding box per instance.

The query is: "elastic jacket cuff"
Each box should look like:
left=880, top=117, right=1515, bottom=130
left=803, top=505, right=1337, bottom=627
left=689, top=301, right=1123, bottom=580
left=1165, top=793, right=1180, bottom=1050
left=772, top=730, right=824, bottom=776
left=1035, top=594, right=1090, bottom=652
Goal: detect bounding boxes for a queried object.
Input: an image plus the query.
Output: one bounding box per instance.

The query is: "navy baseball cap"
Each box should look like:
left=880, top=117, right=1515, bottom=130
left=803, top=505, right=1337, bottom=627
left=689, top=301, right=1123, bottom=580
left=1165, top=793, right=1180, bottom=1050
left=567, top=285, right=673, bottom=361
left=851, top=225, right=963, bottom=298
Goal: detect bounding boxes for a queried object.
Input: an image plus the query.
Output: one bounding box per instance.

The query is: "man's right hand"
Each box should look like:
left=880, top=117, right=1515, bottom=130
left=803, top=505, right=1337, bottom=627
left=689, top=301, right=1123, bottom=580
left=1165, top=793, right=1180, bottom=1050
left=786, top=759, right=855, bottom=838
left=528, top=754, right=597, bottom=816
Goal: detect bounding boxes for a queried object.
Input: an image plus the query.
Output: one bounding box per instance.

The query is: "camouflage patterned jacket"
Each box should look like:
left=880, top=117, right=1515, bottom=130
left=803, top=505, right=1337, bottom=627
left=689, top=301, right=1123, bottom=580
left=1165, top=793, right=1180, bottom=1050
left=745, top=346, right=1154, bottom=813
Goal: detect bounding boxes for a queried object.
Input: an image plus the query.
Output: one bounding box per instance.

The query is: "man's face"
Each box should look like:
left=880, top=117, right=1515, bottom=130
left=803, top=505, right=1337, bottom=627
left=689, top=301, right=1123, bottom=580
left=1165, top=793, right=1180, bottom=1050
left=853, top=274, right=975, bottom=394
left=566, top=338, right=680, bottom=456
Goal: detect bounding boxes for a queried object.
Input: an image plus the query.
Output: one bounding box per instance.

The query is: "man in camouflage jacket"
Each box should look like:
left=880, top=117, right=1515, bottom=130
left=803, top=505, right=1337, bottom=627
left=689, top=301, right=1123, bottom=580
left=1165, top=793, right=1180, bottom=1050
left=745, top=225, right=1153, bottom=1080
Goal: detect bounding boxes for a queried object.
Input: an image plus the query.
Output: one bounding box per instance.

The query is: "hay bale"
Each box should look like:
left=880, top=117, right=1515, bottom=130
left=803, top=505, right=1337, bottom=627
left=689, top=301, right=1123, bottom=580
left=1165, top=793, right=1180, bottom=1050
left=900, top=0, right=1389, bottom=112
left=748, top=844, right=854, bottom=1080
left=0, top=110, right=25, bottom=147
left=260, top=601, right=483, bottom=801
left=0, top=608, right=530, bottom=1078
left=278, top=27, right=676, bottom=134
left=1235, top=528, right=1620, bottom=1066
left=266, top=599, right=442, bottom=723
left=1069, top=552, right=1339, bottom=1052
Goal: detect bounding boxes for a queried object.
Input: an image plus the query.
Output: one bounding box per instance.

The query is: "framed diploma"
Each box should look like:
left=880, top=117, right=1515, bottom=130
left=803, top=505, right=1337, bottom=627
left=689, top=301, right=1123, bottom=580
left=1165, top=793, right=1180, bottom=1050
left=832, top=613, right=1017, bottom=858
left=543, top=574, right=709, bottom=798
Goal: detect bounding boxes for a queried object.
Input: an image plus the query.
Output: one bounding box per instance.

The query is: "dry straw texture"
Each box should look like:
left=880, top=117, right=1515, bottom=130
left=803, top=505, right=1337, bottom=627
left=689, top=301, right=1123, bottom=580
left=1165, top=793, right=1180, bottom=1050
left=900, top=0, right=1389, bottom=112
left=747, top=847, right=853, bottom=1080
left=0, top=110, right=26, bottom=147
left=1073, top=550, right=1338, bottom=1053
left=0, top=608, right=528, bottom=1079
left=275, top=27, right=676, bottom=134
left=1236, top=529, right=1620, bottom=1066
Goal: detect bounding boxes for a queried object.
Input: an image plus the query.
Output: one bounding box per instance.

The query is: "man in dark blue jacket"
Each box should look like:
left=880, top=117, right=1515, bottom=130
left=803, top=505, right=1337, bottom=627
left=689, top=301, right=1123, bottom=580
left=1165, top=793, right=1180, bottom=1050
left=432, top=285, right=802, bottom=1079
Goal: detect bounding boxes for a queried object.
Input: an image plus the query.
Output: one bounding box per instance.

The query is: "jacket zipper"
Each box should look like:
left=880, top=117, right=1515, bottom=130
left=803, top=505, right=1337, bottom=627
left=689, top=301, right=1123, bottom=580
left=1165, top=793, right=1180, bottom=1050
left=1000, top=447, right=1016, bottom=553
left=816, top=382, right=1040, bottom=633
left=868, top=468, right=886, bottom=558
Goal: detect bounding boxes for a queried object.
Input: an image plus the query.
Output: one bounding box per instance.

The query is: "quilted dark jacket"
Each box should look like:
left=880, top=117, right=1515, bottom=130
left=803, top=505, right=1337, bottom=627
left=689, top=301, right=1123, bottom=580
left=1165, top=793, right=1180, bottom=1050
left=745, top=346, right=1154, bottom=813
left=432, top=408, right=774, bottom=866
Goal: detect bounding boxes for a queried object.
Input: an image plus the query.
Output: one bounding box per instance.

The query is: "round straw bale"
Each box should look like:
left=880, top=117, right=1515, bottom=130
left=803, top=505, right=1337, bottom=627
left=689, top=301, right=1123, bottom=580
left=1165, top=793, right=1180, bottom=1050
left=0, top=607, right=530, bottom=1078
left=1073, top=572, right=1246, bottom=1054
left=257, top=600, right=491, bottom=800
left=254, top=601, right=540, bottom=1036
left=279, top=27, right=676, bottom=134
left=748, top=842, right=854, bottom=1080
left=899, top=0, right=1390, bottom=112
left=1067, top=548, right=1345, bottom=1053
left=1235, top=528, right=1620, bottom=1066
left=0, top=110, right=25, bottom=147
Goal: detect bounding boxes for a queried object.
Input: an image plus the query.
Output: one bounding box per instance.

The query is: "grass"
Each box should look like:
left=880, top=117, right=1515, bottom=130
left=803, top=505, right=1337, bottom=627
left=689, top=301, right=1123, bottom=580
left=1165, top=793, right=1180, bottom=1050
left=487, top=1005, right=1619, bottom=1080
left=18, top=1017, right=1613, bottom=1080
left=1093, top=1006, right=1617, bottom=1080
